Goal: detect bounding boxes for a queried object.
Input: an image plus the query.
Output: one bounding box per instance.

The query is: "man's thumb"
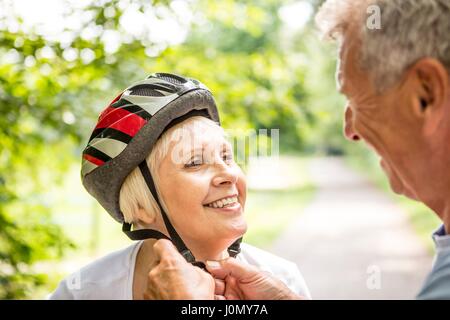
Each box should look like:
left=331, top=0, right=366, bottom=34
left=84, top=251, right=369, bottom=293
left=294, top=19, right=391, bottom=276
left=206, top=258, right=258, bottom=280
left=153, top=239, right=185, bottom=263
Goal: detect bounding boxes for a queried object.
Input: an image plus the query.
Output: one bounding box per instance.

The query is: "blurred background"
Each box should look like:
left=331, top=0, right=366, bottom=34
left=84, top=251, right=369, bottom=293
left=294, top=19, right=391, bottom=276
left=0, top=0, right=441, bottom=299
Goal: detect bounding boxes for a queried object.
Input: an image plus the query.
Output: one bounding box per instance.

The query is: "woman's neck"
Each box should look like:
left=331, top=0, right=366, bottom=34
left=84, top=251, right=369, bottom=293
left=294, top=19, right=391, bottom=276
left=137, top=238, right=230, bottom=266
left=134, top=221, right=237, bottom=261
left=135, top=239, right=159, bottom=273
left=133, top=239, right=158, bottom=299
left=132, top=238, right=230, bottom=299
left=184, top=241, right=230, bottom=262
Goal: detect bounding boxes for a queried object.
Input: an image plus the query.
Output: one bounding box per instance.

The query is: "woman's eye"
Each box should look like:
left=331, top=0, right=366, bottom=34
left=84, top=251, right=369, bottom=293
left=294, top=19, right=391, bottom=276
left=185, top=157, right=203, bottom=168
left=223, top=152, right=233, bottom=163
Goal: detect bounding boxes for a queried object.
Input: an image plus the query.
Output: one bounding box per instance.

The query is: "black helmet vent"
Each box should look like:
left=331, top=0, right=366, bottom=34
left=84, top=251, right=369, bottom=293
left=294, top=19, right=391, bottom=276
left=155, top=73, right=187, bottom=85
left=130, top=85, right=165, bottom=97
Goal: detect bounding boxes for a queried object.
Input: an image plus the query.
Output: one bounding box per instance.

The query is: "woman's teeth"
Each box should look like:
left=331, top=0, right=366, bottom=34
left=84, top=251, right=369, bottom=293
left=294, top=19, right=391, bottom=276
left=206, top=196, right=238, bottom=208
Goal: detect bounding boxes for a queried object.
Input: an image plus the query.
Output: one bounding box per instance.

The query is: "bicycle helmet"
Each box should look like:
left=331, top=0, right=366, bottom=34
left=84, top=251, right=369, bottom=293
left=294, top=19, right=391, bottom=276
left=81, top=73, right=241, bottom=268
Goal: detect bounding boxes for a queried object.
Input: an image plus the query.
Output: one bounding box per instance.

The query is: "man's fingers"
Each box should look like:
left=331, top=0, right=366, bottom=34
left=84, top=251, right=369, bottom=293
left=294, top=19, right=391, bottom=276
left=214, top=279, right=225, bottom=295
left=153, top=239, right=185, bottom=264
left=225, top=293, right=239, bottom=300
left=215, top=295, right=226, bottom=300
left=224, top=276, right=243, bottom=300
left=206, top=258, right=258, bottom=281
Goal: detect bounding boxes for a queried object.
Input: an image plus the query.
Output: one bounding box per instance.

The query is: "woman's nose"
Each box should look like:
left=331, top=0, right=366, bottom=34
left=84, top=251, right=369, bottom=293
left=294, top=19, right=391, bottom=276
left=212, top=163, right=238, bottom=187
left=344, top=105, right=360, bottom=141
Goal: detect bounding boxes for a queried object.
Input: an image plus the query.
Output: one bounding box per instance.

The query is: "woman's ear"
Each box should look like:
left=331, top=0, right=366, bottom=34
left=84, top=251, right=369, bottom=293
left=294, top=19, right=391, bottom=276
left=410, top=58, right=449, bottom=137
left=135, top=207, right=155, bottom=225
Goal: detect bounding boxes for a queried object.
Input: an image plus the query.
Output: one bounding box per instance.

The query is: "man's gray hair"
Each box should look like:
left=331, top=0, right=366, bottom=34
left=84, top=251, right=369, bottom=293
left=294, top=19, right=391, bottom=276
left=316, top=0, right=450, bottom=91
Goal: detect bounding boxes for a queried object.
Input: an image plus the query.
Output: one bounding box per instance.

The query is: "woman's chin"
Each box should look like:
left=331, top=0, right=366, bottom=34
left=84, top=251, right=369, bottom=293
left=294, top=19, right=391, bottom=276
left=214, top=219, right=247, bottom=243
left=201, top=203, right=247, bottom=241
left=229, top=218, right=248, bottom=238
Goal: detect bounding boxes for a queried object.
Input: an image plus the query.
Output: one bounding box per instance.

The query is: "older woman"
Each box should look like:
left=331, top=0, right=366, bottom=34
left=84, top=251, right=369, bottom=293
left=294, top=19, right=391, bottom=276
left=49, top=73, right=310, bottom=300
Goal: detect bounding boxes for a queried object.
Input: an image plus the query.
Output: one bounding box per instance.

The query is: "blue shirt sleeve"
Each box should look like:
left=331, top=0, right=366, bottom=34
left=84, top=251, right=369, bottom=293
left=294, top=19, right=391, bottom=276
left=417, top=225, right=450, bottom=300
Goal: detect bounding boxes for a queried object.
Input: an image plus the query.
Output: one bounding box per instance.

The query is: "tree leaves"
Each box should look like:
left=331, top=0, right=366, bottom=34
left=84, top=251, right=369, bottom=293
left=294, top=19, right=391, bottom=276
left=0, top=0, right=344, bottom=298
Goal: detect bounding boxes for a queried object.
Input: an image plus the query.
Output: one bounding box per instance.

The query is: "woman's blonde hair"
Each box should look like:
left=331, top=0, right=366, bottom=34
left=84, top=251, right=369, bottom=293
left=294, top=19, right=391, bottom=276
left=119, top=116, right=225, bottom=225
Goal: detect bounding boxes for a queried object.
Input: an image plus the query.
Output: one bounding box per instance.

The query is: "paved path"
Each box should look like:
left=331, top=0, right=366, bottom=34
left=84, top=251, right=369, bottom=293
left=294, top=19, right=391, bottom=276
left=269, top=157, right=432, bottom=299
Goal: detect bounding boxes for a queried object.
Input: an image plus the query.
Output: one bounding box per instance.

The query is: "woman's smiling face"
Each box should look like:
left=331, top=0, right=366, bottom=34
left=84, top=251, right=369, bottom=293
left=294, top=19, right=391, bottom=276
left=155, top=117, right=247, bottom=256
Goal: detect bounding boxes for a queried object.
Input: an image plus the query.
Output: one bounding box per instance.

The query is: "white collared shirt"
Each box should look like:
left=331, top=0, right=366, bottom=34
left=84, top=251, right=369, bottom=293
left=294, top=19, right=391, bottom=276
left=49, top=242, right=311, bottom=300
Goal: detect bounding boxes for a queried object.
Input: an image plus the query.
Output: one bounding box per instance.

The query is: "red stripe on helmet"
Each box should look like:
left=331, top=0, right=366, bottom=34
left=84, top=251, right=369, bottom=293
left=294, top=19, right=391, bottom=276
left=109, top=115, right=147, bottom=137
left=94, top=108, right=148, bottom=137
left=83, top=153, right=105, bottom=166
left=96, top=107, right=132, bottom=129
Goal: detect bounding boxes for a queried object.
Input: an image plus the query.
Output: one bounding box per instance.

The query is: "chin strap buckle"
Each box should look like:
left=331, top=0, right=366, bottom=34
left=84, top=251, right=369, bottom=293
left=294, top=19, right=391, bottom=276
left=227, top=247, right=241, bottom=258
left=227, top=238, right=242, bottom=258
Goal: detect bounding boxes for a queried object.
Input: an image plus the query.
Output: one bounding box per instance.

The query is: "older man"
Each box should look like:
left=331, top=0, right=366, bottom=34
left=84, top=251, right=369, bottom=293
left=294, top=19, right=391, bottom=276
left=145, top=0, right=450, bottom=300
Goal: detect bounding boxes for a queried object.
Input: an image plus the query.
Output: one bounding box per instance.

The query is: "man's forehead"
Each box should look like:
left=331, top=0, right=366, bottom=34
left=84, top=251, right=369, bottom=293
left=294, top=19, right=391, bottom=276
left=335, top=59, right=344, bottom=93
left=335, top=37, right=362, bottom=96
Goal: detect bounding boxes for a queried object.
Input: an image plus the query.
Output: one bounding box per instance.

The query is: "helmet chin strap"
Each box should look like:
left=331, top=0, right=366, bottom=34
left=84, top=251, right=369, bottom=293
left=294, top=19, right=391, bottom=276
left=122, top=161, right=242, bottom=270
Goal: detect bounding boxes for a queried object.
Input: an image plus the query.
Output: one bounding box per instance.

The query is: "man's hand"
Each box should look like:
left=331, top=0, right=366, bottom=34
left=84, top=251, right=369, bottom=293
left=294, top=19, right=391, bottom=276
left=206, top=258, right=303, bottom=300
left=144, top=239, right=216, bottom=300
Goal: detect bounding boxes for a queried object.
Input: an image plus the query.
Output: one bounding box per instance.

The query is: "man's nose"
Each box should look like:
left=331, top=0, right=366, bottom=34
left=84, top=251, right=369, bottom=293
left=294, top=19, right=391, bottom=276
left=344, top=105, right=360, bottom=141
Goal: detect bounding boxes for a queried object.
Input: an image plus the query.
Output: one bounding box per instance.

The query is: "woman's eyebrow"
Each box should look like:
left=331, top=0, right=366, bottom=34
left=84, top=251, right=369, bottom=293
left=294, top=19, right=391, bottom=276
left=185, top=141, right=230, bottom=153
left=184, top=147, right=204, bottom=157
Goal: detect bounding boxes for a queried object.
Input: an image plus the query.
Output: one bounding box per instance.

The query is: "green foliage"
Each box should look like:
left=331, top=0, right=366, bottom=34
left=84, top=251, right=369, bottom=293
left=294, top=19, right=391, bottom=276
left=0, top=0, right=345, bottom=298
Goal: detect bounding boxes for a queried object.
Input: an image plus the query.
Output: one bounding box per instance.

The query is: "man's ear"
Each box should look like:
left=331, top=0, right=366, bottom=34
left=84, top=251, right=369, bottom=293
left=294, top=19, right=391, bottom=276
left=410, top=58, right=449, bottom=137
